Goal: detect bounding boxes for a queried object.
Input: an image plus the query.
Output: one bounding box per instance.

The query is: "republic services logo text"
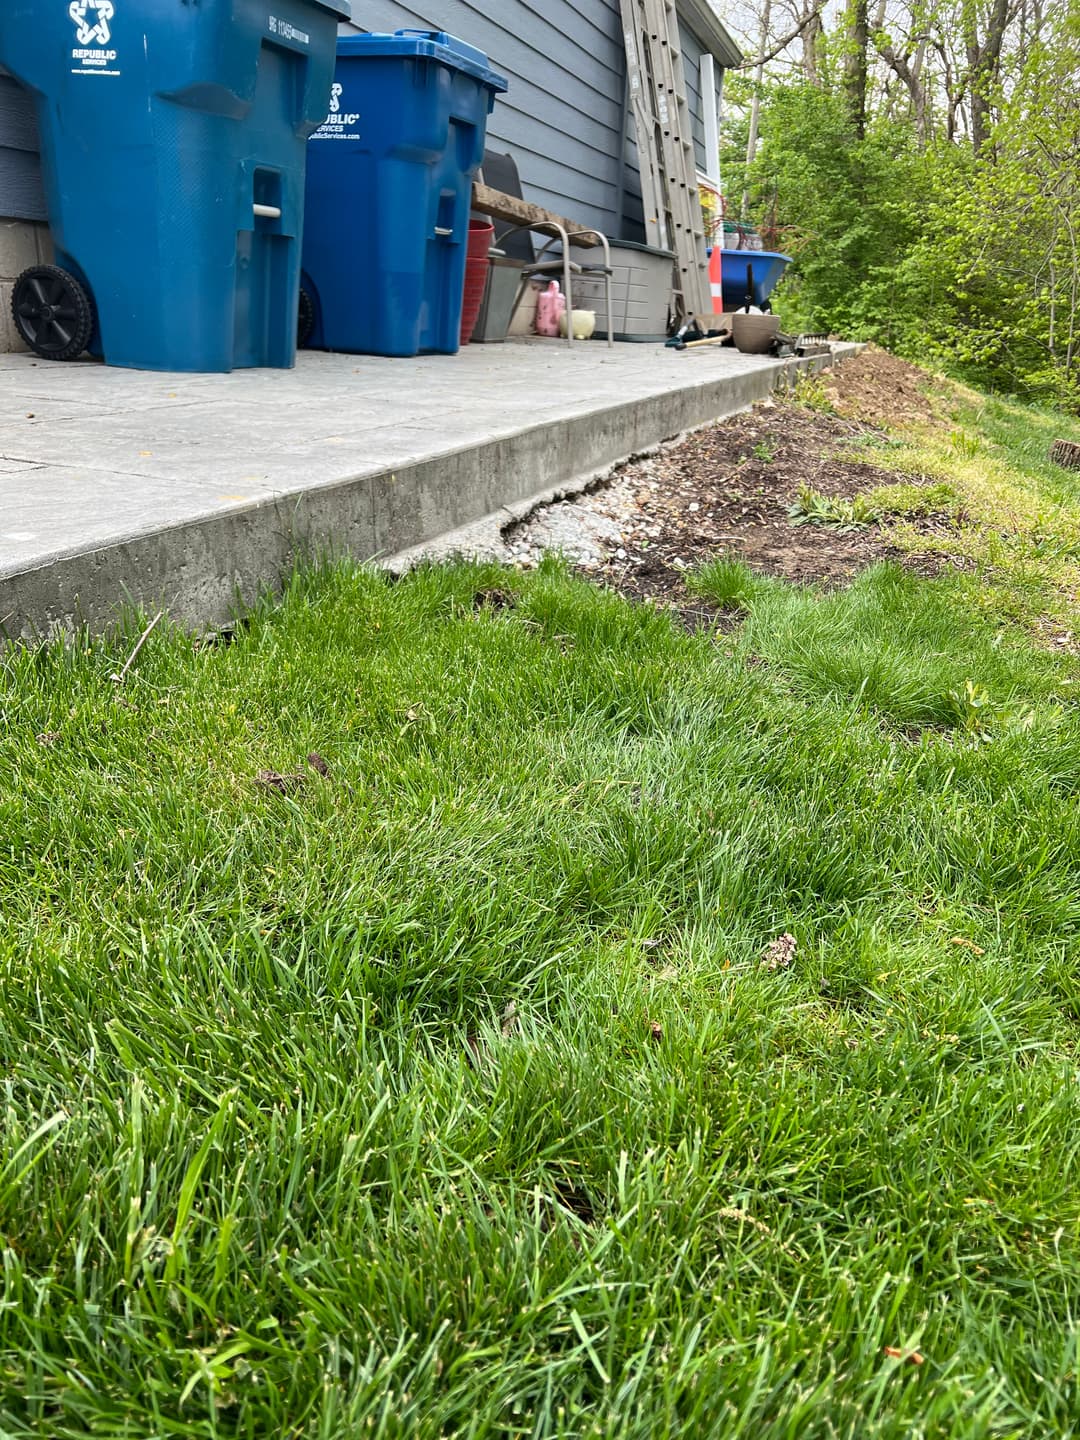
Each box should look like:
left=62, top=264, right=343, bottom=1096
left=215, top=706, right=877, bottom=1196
left=69, top=1, right=120, bottom=76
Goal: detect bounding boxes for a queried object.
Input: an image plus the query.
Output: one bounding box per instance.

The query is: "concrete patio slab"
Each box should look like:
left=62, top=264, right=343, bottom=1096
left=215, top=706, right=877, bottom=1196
left=0, top=338, right=856, bottom=641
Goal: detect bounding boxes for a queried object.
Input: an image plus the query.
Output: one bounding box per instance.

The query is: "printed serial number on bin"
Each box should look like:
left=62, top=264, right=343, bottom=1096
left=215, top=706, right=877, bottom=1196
left=268, top=17, right=310, bottom=44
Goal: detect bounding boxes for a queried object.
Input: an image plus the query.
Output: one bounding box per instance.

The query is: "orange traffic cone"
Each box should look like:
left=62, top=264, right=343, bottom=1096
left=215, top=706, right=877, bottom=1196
left=709, top=247, right=724, bottom=314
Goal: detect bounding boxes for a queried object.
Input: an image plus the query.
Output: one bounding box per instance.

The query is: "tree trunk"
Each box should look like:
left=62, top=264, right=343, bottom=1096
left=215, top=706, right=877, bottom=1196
left=1050, top=439, right=1080, bottom=470
left=802, top=9, right=825, bottom=84
left=966, top=0, right=1011, bottom=152
left=873, top=31, right=931, bottom=146
left=933, top=35, right=965, bottom=142
left=843, top=0, right=869, bottom=138
left=742, top=0, right=772, bottom=220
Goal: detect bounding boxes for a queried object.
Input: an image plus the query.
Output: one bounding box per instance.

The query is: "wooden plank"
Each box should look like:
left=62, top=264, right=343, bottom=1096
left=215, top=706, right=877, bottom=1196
left=471, top=182, right=606, bottom=249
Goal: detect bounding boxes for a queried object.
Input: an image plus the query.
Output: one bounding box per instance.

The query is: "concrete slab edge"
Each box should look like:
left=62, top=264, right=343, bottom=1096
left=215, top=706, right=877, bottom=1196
left=388, top=345, right=864, bottom=571
left=0, top=344, right=861, bottom=645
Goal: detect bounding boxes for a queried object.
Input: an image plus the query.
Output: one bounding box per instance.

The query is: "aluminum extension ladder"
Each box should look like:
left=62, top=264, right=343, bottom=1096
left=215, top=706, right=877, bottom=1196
left=620, top=0, right=713, bottom=325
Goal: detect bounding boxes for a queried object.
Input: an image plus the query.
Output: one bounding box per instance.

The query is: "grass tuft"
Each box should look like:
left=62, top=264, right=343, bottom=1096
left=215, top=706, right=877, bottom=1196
left=686, top=555, right=761, bottom=610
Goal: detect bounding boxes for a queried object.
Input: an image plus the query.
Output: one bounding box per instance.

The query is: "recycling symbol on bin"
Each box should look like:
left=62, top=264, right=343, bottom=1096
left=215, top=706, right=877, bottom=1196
left=69, top=0, right=114, bottom=47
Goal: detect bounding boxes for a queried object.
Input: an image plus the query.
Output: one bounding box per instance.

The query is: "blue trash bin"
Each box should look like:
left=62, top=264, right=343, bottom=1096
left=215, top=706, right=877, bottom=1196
left=300, top=31, right=507, bottom=357
left=0, top=0, right=349, bottom=372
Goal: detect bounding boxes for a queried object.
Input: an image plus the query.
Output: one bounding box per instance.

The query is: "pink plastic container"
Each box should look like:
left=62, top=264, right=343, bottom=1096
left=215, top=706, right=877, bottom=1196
left=535, top=280, right=566, bottom=337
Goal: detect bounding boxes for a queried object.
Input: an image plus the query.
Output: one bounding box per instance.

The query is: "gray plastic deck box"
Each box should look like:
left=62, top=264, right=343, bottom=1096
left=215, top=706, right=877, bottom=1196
left=572, top=239, right=674, bottom=342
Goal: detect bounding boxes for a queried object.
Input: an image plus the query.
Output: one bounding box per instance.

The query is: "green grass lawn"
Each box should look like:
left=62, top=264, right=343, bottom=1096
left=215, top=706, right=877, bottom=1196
left=1, top=383, right=1079, bottom=1437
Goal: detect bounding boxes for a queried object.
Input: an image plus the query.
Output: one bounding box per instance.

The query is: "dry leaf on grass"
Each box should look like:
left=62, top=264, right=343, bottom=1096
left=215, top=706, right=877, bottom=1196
left=306, top=752, right=330, bottom=776
left=473, top=588, right=516, bottom=612
left=501, top=1001, right=518, bottom=1038
left=648, top=1018, right=663, bottom=1043
left=762, top=933, right=797, bottom=971
left=256, top=769, right=306, bottom=796
left=949, top=936, right=985, bottom=956
left=883, top=1346, right=925, bottom=1365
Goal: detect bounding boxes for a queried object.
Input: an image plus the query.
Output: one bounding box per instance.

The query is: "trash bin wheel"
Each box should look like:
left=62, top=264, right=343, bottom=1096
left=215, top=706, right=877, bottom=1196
left=297, top=287, right=315, bottom=348
left=12, top=265, right=94, bottom=362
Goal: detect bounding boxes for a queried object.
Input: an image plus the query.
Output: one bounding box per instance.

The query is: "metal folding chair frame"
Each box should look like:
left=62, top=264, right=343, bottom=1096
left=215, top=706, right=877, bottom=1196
left=497, top=220, right=615, bottom=348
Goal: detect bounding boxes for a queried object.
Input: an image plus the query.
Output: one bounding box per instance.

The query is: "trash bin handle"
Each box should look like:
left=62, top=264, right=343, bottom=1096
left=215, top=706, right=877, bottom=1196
left=254, top=204, right=282, bottom=219
left=434, top=226, right=453, bottom=237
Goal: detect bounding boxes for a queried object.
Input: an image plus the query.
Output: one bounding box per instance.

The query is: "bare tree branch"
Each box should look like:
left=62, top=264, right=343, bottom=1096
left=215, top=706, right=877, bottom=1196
left=736, top=0, right=829, bottom=68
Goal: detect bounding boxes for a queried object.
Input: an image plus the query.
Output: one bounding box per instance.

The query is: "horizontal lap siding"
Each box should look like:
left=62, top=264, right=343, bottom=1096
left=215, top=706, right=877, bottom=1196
left=679, top=19, right=709, bottom=172
left=342, top=0, right=627, bottom=236
left=0, top=74, right=46, bottom=222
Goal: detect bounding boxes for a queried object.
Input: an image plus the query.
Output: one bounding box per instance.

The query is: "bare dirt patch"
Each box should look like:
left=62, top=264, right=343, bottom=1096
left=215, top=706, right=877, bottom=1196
left=816, top=345, right=945, bottom=429
left=507, top=354, right=962, bottom=609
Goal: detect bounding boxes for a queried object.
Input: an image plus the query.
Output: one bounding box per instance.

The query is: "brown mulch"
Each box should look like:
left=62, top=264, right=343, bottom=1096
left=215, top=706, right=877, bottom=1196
left=601, top=405, right=899, bottom=597
left=508, top=347, right=963, bottom=610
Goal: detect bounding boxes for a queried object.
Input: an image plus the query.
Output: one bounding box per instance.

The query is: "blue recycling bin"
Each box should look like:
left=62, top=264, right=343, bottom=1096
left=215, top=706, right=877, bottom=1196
left=0, top=0, right=349, bottom=372
left=300, top=31, right=507, bottom=357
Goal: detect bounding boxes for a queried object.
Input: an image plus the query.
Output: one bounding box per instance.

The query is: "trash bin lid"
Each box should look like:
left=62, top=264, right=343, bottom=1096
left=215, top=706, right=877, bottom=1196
left=316, top=0, right=352, bottom=15
left=337, top=30, right=509, bottom=92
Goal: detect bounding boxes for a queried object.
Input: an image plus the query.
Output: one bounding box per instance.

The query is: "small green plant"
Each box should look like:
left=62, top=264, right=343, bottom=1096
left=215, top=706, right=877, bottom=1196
left=751, top=441, right=777, bottom=463
left=841, top=432, right=906, bottom=453
left=687, top=555, right=758, bottom=610
left=949, top=678, right=994, bottom=739
left=793, top=371, right=836, bottom=414
left=947, top=678, right=1036, bottom=741
left=1028, top=530, right=1080, bottom=561
left=788, top=485, right=881, bottom=532
left=949, top=428, right=980, bottom=460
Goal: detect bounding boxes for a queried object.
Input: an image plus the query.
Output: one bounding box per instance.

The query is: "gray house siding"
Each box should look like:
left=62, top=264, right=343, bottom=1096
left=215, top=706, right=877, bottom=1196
left=0, top=72, right=50, bottom=352
left=0, top=73, right=47, bottom=223
left=343, top=2, right=729, bottom=242
left=342, top=1, right=627, bottom=237
left=679, top=18, right=724, bottom=175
